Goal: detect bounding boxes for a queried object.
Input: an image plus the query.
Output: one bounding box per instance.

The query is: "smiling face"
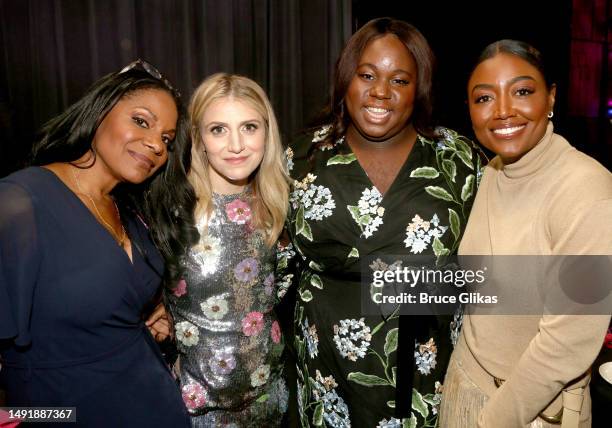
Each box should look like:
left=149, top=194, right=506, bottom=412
left=93, top=88, right=177, bottom=183
left=468, top=53, right=556, bottom=164
left=345, top=33, right=418, bottom=141
left=199, top=97, right=266, bottom=194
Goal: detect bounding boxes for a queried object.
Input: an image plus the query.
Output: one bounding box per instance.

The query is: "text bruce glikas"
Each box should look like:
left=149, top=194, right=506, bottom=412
left=370, top=266, right=498, bottom=305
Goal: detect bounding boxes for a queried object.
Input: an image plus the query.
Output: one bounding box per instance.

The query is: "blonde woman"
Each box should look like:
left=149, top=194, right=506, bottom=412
left=166, top=73, right=290, bottom=427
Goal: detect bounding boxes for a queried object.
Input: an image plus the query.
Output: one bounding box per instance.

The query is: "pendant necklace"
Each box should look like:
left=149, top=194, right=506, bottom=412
left=71, top=167, right=127, bottom=247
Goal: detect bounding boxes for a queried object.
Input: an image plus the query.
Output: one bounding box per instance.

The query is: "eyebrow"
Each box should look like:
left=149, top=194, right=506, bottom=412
left=135, top=106, right=158, bottom=122
left=358, top=62, right=414, bottom=76
left=205, top=119, right=263, bottom=127
left=470, top=75, right=536, bottom=94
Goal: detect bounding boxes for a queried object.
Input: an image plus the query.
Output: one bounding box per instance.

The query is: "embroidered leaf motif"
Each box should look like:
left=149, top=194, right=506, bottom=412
left=371, top=320, right=385, bottom=336
left=403, top=413, right=417, bottom=428
left=348, top=247, right=359, bottom=258
left=461, top=175, right=475, bottom=201
left=295, top=205, right=306, bottom=235
left=455, top=138, right=473, bottom=157
left=310, top=274, right=323, bottom=289
left=448, top=208, right=460, bottom=241
left=392, top=367, right=397, bottom=386
left=347, top=205, right=361, bottom=223
left=301, top=221, right=313, bottom=241
left=425, top=186, right=454, bottom=202
left=347, top=372, right=390, bottom=387
left=412, top=389, right=429, bottom=419
left=456, top=150, right=473, bottom=169
left=326, top=153, right=357, bottom=166
left=442, top=159, right=457, bottom=183
left=358, top=214, right=372, bottom=226
left=409, top=166, right=439, bottom=179
left=277, top=256, right=288, bottom=270
left=255, top=393, right=269, bottom=403
left=312, top=403, right=324, bottom=426
left=384, top=328, right=399, bottom=356
left=433, top=237, right=450, bottom=257
left=309, top=260, right=323, bottom=272
left=387, top=400, right=396, bottom=409
left=299, top=289, right=313, bottom=302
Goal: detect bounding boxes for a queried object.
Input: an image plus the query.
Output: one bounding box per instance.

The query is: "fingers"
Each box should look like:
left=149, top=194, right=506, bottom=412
left=146, top=303, right=167, bottom=326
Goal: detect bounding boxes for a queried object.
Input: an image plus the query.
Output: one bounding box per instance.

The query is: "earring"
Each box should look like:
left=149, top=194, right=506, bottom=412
left=547, top=111, right=554, bottom=119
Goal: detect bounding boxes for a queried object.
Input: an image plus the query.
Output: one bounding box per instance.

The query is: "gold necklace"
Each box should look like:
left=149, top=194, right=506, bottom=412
left=70, top=167, right=127, bottom=247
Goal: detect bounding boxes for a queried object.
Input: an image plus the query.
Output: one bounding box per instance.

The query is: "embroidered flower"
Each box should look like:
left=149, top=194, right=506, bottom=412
left=414, top=338, right=438, bottom=375
left=173, top=279, right=187, bottom=297
left=181, top=382, right=206, bottom=410
left=192, top=234, right=221, bottom=276
left=284, top=147, right=294, bottom=172
left=271, top=320, right=282, bottom=344
left=234, top=258, right=259, bottom=282
left=263, top=273, right=275, bottom=295
left=250, top=364, right=270, bottom=387
left=311, top=370, right=350, bottom=427
left=333, top=318, right=371, bottom=361
left=200, top=296, right=229, bottom=320
left=404, top=214, right=448, bottom=254
left=347, top=186, right=385, bottom=238
left=377, top=417, right=402, bottom=428
left=277, top=273, right=293, bottom=299
left=242, top=311, right=264, bottom=336
left=176, top=321, right=199, bottom=347
left=208, top=351, right=237, bottom=375
left=225, top=199, right=252, bottom=224
left=301, top=317, right=319, bottom=359
left=312, top=125, right=332, bottom=142
left=290, top=174, right=336, bottom=221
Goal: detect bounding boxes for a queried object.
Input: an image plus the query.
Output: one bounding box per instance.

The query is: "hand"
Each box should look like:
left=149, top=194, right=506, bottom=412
left=146, top=303, right=173, bottom=342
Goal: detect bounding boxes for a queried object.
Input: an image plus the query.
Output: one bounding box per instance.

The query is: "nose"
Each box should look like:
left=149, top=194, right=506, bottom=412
left=143, top=135, right=165, bottom=156
left=228, top=131, right=245, bottom=154
left=495, top=92, right=515, bottom=119
left=369, top=79, right=391, bottom=99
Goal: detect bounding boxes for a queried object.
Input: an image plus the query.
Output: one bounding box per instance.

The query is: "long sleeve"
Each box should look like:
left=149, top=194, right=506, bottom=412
left=0, top=181, right=42, bottom=346
left=479, top=197, right=612, bottom=427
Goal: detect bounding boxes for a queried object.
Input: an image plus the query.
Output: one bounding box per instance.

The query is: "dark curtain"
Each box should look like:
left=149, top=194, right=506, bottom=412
left=0, top=0, right=352, bottom=177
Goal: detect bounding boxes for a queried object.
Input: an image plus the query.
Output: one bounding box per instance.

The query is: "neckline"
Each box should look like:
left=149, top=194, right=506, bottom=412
left=37, top=166, right=135, bottom=265
left=343, top=132, right=423, bottom=202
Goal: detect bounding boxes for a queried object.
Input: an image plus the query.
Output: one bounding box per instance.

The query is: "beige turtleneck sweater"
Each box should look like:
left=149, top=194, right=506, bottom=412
left=458, top=123, right=612, bottom=427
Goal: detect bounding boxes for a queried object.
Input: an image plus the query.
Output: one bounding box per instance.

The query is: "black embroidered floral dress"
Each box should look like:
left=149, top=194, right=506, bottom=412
left=284, top=126, right=482, bottom=428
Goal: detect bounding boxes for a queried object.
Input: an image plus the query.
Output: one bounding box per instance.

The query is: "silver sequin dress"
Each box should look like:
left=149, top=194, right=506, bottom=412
left=167, top=189, right=288, bottom=427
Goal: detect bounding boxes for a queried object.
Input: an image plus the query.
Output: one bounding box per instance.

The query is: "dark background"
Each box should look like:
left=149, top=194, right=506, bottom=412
left=0, top=0, right=610, bottom=177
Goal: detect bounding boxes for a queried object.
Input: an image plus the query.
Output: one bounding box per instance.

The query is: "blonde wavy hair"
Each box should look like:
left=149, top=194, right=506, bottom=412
left=188, top=73, right=289, bottom=247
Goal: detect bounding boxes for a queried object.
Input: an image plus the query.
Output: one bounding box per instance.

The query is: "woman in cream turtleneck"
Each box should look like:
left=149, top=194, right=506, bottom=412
left=439, top=40, right=612, bottom=427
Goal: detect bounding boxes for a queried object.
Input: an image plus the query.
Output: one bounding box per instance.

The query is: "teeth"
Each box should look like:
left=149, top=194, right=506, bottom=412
left=365, top=107, right=390, bottom=114
left=493, top=125, right=525, bottom=135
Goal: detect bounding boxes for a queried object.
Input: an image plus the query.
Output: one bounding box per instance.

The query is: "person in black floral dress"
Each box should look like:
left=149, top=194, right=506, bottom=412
left=282, top=18, right=483, bottom=428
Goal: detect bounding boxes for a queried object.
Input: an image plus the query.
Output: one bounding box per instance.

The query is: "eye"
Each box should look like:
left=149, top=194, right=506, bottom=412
left=358, top=72, right=374, bottom=81
left=133, top=116, right=150, bottom=128
left=515, top=87, right=534, bottom=97
left=242, top=123, right=259, bottom=133
left=161, top=134, right=174, bottom=146
left=474, top=94, right=493, bottom=104
left=210, top=125, right=226, bottom=135
left=391, top=78, right=410, bottom=86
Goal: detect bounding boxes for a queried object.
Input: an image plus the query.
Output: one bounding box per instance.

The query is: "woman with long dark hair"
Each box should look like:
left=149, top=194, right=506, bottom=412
left=0, top=60, right=197, bottom=426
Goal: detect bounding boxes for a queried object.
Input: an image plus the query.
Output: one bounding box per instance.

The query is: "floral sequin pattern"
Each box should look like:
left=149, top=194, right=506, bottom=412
left=182, top=382, right=207, bottom=410
left=234, top=258, right=260, bottom=282
left=347, top=187, right=385, bottom=239
left=242, top=311, right=265, bottom=337
left=250, top=364, right=271, bottom=387
left=225, top=199, right=252, bottom=224
left=333, top=318, right=372, bottom=361
left=404, top=214, right=449, bottom=254
left=209, top=351, right=237, bottom=375
left=200, top=295, right=229, bottom=320
left=176, top=321, right=199, bottom=347
left=192, top=234, right=222, bottom=276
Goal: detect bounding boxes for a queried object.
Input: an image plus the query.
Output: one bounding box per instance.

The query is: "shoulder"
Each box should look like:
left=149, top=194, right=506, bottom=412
left=287, top=125, right=345, bottom=179
left=1, top=167, right=55, bottom=195
left=551, top=134, right=612, bottom=202
left=419, top=127, right=486, bottom=169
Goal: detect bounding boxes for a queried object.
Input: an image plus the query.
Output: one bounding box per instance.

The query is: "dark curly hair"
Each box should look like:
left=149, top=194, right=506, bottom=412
left=30, top=66, right=199, bottom=288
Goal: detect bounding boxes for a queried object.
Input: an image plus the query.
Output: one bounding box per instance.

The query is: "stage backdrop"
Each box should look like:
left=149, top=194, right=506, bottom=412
left=0, top=0, right=352, bottom=177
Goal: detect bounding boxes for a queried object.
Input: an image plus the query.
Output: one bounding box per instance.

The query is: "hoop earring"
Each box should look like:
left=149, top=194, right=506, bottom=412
left=547, top=111, right=554, bottom=119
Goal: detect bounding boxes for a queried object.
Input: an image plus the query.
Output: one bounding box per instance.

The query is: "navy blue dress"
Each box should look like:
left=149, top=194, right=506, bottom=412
left=0, top=167, right=189, bottom=427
